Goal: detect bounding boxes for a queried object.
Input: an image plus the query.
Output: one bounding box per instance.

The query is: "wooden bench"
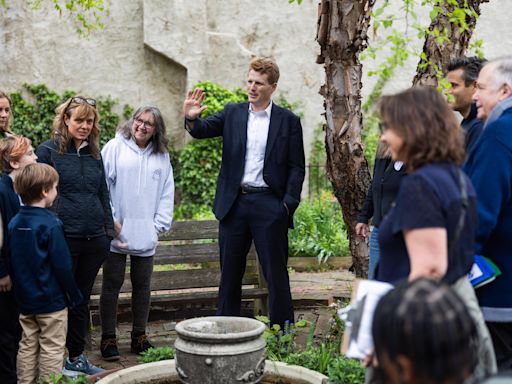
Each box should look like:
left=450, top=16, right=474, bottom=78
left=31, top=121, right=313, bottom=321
left=89, top=220, right=269, bottom=323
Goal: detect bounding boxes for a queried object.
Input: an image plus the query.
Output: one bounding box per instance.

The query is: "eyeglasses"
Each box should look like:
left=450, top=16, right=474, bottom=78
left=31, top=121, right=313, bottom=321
left=65, top=96, right=96, bottom=112
left=134, top=118, right=155, bottom=130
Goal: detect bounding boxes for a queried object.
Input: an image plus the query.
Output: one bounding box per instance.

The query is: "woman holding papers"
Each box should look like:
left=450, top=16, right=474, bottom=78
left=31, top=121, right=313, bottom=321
left=376, top=87, right=496, bottom=378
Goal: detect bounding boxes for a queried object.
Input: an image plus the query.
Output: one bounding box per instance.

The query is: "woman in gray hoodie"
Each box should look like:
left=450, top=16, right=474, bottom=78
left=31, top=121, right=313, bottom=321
left=99, top=106, right=174, bottom=360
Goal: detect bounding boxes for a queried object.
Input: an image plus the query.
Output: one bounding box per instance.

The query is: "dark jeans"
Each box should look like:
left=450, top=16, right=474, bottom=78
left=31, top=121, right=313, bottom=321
left=100, top=252, right=154, bottom=336
left=0, top=291, right=21, bottom=384
left=66, top=236, right=110, bottom=358
left=487, top=321, right=512, bottom=371
left=217, top=192, right=294, bottom=329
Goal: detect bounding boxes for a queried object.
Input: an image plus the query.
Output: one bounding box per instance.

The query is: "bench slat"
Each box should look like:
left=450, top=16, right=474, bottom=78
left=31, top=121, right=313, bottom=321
left=92, top=269, right=259, bottom=295
left=159, top=220, right=218, bottom=241
left=153, top=243, right=257, bottom=265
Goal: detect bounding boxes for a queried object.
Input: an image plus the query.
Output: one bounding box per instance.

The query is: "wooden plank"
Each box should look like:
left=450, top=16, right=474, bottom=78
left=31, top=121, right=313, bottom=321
left=288, top=256, right=351, bottom=270
left=153, top=243, right=257, bottom=265
left=91, top=269, right=260, bottom=295
left=159, top=220, right=218, bottom=241
left=89, top=288, right=268, bottom=308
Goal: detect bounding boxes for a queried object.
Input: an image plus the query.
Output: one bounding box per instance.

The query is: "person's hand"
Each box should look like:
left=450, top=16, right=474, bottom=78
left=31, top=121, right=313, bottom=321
left=114, top=221, right=122, bottom=238
left=0, top=275, right=12, bottom=292
left=363, top=349, right=377, bottom=368
left=356, top=223, right=369, bottom=238
left=183, top=88, right=208, bottom=120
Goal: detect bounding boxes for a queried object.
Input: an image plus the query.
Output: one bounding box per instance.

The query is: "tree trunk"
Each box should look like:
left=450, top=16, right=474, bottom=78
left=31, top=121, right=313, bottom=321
left=413, top=0, right=489, bottom=86
left=316, top=0, right=375, bottom=278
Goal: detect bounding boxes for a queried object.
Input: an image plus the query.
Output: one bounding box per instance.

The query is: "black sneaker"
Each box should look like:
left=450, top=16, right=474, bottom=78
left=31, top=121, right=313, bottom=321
left=131, top=333, right=154, bottom=354
left=100, top=337, right=120, bottom=361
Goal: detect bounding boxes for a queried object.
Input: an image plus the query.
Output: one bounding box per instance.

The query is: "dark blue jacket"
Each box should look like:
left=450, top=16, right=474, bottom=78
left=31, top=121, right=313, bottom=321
left=464, top=106, right=512, bottom=321
left=0, top=175, right=20, bottom=278
left=8, top=206, right=83, bottom=315
left=35, top=140, right=114, bottom=239
left=462, top=103, right=484, bottom=157
left=186, top=102, right=305, bottom=228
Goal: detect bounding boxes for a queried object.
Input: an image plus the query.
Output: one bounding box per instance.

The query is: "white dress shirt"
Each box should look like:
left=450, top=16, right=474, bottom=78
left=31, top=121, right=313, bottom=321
left=241, top=102, right=272, bottom=187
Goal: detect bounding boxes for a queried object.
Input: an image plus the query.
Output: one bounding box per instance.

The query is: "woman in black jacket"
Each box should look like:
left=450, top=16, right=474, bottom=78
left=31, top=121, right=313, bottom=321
left=36, top=96, right=114, bottom=377
left=356, top=142, right=406, bottom=279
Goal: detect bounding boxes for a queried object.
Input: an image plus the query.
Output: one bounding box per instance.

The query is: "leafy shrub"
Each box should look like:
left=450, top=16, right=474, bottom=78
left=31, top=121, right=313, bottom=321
left=138, top=346, right=176, bottom=363
left=289, top=191, right=350, bottom=262
left=327, top=356, right=365, bottom=384
left=9, top=83, right=131, bottom=148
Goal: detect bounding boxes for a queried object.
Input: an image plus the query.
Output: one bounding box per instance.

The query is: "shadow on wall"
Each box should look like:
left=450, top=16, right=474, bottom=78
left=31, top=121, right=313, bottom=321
left=143, top=44, right=187, bottom=148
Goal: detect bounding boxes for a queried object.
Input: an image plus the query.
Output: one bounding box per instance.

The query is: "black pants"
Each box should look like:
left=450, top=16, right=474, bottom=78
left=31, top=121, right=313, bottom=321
left=217, top=192, right=294, bottom=329
left=0, top=291, right=21, bottom=384
left=66, top=236, right=110, bottom=358
left=487, top=321, right=512, bottom=371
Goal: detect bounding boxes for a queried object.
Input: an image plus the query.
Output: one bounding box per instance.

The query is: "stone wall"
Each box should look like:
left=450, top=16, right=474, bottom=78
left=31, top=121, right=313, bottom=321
left=0, top=0, right=511, bottom=160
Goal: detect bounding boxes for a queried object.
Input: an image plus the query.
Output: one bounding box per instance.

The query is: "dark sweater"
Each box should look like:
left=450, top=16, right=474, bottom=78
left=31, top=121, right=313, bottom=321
left=8, top=206, right=83, bottom=315
left=35, top=139, right=114, bottom=238
left=462, top=103, right=484, bottom=157
left=0, top=175, right=20, bottom=277
left=357, top=157, right=407, bottom=227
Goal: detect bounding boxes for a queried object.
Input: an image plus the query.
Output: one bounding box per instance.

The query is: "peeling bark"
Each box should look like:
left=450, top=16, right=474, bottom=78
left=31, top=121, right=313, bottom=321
left=316, top=0, right=374, bottom=278
left=413, top=0, right=489, bottom=86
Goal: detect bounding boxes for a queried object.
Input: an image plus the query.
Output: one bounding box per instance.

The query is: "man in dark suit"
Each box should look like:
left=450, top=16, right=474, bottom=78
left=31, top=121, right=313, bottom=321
left=182, top=57, right=305, bottom=328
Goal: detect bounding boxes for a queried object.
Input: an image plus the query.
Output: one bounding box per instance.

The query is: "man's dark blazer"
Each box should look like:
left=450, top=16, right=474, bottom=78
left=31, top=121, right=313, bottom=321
left=186, top=102, right=305, bottom=228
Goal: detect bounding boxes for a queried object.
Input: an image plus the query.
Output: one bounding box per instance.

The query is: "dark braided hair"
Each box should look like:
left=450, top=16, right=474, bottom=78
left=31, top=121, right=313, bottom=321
left=372, top=278, right=478, bottom=384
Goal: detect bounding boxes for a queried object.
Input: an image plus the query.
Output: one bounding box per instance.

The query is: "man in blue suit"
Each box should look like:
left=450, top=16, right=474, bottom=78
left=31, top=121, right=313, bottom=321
left=183, top=57, right=305, bottom=328
left=464, top=57, right=512, bottom=370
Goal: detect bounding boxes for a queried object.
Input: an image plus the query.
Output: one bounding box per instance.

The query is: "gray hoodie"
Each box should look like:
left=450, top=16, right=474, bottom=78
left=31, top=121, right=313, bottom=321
left=101, top=133, right=174, bottom=256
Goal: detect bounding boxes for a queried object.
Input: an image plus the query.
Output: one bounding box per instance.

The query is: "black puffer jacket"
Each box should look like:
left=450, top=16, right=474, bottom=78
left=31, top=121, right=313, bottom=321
left=36, top=139, right=114, bottom=239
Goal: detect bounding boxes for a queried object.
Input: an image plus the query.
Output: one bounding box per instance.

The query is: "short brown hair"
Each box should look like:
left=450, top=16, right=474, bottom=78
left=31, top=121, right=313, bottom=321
left=379, top=87, right=464, bottom=171
left=0, top=135, right=31, bottom=173
left=249, top=57, right=280, bottom=84
left=14, top=163, right=59, bottom=205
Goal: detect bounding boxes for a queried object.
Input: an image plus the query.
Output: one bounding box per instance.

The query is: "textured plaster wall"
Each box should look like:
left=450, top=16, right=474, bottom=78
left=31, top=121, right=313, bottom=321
left=0, top=0, right=511, bottom=160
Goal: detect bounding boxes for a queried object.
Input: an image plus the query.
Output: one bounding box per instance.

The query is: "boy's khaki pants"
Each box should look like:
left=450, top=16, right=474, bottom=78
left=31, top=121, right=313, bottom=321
left=17, top=308, right=68, bottom=384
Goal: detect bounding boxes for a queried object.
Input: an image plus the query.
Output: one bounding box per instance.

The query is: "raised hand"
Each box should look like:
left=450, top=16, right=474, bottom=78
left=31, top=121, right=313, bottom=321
left=183, top=88, right=208, bottom=120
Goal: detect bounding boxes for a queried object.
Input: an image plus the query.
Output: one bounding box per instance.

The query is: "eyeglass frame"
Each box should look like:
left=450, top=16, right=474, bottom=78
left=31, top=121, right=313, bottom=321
left=133, top=117, right=156, bottom=130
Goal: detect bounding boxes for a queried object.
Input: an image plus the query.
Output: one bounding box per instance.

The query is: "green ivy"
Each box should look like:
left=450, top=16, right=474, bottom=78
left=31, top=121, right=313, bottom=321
left=9, top=83, right=131, bottom=148
left=138, top=346, right=176, bottom=363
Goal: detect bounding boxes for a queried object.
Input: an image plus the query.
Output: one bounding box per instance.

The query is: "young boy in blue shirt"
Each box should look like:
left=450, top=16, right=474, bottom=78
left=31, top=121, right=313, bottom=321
left=8, top=163, right=82, bottom=384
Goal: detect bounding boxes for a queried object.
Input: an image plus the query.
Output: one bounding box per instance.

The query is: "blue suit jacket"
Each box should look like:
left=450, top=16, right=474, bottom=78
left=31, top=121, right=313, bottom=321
left=186, top=102, right=305, bottom=228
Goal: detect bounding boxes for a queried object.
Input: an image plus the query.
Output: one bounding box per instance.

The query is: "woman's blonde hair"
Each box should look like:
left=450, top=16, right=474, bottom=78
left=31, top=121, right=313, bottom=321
left=52, top=96, right=101, bottom=159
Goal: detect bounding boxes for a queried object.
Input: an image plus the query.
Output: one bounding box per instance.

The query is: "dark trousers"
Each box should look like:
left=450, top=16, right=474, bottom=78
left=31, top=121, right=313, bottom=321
left=217, top=191, right=294, bottom=328
left=487, top=321, right=512, bottom=371
left=100, top=252, right=154, bottom=336
left=0, top=291, right=21, bottom=384
left=66, top=236, right=110, bottom=358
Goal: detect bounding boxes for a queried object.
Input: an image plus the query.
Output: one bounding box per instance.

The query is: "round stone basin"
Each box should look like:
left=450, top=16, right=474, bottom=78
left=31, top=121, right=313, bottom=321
left=174, top=317, right=267, bottom=383
left=97, top=360, right=329, bottom=384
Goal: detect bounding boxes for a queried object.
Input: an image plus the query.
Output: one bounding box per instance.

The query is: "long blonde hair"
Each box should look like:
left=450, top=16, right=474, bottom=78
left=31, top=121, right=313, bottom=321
left=52, top=96, right=101, bottom=159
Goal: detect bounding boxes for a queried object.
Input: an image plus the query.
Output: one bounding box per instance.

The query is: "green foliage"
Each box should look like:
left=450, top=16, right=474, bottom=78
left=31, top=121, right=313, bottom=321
left=288, top=192, right=349, bottom=262
left=258, top=310, right=364, bottom=383
left=41, top=373, right=90, bottom=384
left=138, top=346, right=176, bottom=363
left=327, top=356, right=366, bottom=384
left=256, top=315, right=309, bottom=362
left=29, top=0, right=108, bottom=36
left=9, top=83, right=129, bottom=148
